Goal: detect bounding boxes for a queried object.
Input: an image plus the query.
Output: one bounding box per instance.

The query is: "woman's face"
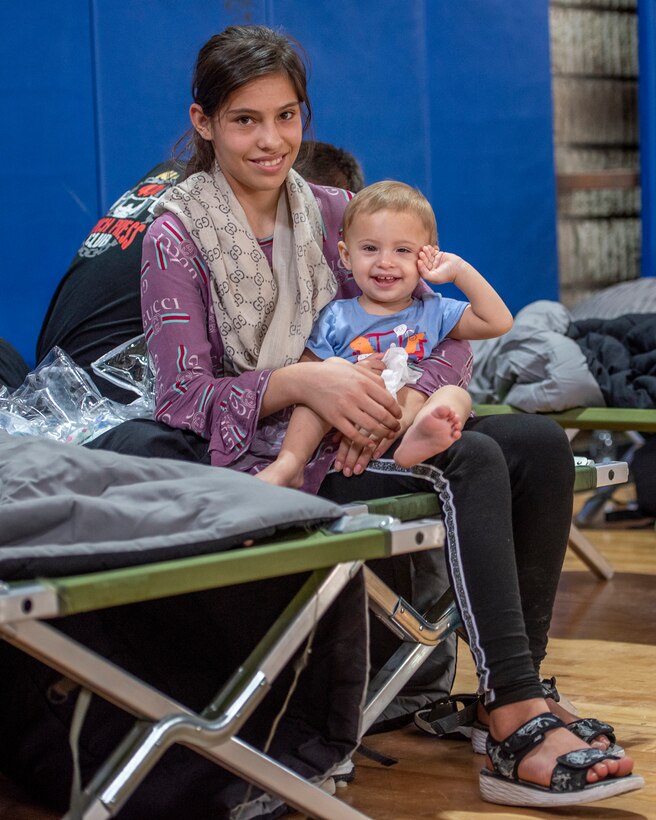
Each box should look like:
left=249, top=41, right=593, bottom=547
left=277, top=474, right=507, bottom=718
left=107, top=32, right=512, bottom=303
left=193, top=72, right=303, bottom=199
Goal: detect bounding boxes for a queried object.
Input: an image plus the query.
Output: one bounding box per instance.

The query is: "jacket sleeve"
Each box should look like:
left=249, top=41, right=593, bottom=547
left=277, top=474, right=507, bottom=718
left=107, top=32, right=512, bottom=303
left=141, top=215, right=273, bottom=465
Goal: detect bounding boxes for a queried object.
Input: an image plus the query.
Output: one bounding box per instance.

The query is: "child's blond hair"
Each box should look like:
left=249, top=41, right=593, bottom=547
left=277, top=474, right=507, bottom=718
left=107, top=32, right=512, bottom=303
left=342, top=180, right=438, bottom=246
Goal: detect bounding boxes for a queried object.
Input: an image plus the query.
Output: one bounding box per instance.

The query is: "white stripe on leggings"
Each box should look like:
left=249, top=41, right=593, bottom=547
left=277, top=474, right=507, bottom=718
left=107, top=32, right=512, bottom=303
left=361, top=458, right=492, bottom=695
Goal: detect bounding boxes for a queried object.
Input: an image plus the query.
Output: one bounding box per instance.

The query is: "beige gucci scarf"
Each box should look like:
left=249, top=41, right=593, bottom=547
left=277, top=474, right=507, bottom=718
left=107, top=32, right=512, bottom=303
left=157, top=163, right=337, bottom=373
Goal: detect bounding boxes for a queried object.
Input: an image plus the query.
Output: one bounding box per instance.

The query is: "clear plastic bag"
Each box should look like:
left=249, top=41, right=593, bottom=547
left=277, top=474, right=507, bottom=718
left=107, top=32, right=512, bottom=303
left=91, top=333, right=154, bottom=401
left=0, top=347, right=153, bottom=445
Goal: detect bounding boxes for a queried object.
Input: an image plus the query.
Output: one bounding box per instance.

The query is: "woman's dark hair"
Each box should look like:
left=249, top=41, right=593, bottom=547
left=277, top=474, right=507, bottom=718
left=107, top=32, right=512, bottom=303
left=176, top=26, right=312, bottom=176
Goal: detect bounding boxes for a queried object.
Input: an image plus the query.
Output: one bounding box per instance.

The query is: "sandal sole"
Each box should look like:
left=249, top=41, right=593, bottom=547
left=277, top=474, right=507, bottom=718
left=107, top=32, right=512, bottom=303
left=471, top=725, right=487, bottom=755
left=480, top=770, right=645, bottom=807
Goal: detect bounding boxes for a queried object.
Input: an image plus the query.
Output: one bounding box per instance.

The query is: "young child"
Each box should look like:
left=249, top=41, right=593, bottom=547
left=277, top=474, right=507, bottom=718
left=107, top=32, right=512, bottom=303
left=257, top=180, right=513, bottom=488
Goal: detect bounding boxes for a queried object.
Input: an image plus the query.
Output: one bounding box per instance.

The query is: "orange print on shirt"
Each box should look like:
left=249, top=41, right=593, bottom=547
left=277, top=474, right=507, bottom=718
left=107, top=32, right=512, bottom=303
left=348, top=330, right=427, bottom=361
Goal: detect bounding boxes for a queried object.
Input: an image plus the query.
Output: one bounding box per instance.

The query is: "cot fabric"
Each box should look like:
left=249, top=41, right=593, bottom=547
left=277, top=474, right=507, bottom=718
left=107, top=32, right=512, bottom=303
left=0, top=431, right=368, bottom=818
left=306, top=292, right=468, bottom=362
left=142, top=183, right=473, bottom=493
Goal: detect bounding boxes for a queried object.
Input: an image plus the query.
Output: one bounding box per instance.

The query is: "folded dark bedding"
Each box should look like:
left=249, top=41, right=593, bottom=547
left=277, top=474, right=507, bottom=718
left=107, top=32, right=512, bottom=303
left=568, top=314, right=656, bottom=408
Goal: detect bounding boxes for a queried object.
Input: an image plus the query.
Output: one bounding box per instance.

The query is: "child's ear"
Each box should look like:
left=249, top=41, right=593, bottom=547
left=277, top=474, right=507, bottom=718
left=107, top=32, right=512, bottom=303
left=338, top=240, right=351, bottom=269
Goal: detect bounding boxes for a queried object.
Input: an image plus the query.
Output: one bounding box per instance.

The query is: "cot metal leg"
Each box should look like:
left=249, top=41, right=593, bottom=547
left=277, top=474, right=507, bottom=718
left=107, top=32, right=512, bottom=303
left=568, top=460, right=628, bottom=580
left=0, top=562, right=370, bottom=820
left=568, top=523, right=615, bottom=580
left=362, top=568, right=461, bottom=733
left=363, top=642, right=439, bottom=735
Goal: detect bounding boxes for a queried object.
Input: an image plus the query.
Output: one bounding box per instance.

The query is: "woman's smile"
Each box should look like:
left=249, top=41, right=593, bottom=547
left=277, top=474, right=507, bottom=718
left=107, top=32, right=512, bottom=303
left=249, top=154, right=287, bottom=170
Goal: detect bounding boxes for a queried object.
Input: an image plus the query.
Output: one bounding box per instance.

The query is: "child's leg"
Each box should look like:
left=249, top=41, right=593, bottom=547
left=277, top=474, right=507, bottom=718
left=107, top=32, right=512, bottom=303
left=394, top=385, right=472, bottom=468
left=256, top=405, right=331, bottom=488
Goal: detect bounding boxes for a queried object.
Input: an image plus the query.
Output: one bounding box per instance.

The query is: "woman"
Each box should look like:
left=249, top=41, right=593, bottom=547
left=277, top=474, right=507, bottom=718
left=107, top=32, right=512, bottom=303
left=110, top=25, right=641, bottom=808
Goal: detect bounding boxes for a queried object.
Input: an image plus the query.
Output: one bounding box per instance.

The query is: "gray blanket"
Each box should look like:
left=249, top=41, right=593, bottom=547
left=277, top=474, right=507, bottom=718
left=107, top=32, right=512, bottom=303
left=0, top=430, right=343, bottom=579
left=469, top=300, right=605, bottom=411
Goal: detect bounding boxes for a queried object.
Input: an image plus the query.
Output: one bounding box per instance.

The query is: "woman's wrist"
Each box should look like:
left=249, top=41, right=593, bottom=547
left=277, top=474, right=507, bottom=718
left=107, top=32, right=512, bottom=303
left=260, top=361, right=316, bottom=416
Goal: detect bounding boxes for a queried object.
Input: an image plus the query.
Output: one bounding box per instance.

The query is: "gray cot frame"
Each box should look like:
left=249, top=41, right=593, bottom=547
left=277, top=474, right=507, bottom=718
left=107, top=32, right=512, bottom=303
left=0, top=463, right=627, bottom=819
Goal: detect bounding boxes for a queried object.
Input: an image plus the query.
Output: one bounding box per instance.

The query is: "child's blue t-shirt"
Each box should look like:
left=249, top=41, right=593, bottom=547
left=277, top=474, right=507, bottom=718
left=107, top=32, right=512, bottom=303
left=306, top=292, right=468, bottom=364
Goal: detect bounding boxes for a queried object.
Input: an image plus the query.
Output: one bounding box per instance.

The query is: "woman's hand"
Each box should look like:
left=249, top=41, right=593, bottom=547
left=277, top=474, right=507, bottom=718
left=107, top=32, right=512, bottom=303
left=334, top=385, right=428, bottom=476
left=334, top=430, right=396, bottom=477
left=303, top=357, right=401, bottom=447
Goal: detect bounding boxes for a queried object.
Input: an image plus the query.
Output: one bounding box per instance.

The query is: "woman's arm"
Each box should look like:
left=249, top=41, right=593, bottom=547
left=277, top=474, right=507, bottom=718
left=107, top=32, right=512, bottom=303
left=142, top=217, right=274, bottom=464
left=143, top=216, right=401, bottom=456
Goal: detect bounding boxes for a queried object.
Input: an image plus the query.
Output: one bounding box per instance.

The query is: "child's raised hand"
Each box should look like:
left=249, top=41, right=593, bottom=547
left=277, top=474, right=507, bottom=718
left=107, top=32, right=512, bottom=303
left=418, top=247, right=467, bottom=285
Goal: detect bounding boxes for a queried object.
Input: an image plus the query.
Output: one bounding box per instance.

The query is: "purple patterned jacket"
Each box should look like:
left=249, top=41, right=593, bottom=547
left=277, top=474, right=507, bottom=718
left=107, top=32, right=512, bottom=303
left=141, top=183, right=473, bottom=492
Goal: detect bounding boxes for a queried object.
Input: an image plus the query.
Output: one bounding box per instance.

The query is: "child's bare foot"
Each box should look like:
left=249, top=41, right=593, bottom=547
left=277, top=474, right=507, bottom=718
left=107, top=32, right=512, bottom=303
left=394, top=405, right=462, bottom=468
left=255, top=452, right=305, bottom=489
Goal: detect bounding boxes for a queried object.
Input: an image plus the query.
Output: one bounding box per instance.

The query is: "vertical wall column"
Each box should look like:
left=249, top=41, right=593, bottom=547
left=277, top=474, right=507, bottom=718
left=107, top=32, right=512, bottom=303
left=639, top=0, right=656, bottom=277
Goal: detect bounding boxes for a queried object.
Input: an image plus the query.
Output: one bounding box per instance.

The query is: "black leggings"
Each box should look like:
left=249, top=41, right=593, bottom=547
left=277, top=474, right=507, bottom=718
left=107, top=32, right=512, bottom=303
left=319, top=413, right=574, bottom=711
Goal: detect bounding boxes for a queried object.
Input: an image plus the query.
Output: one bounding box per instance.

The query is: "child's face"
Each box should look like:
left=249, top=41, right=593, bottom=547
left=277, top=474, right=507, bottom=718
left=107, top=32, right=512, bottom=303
left=338, top=208, right=431, bottom=313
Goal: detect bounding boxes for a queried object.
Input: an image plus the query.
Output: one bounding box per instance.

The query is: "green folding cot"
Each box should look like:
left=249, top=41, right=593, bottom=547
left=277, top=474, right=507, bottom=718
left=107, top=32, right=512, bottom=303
left=0, top=431, right=628, bottom=819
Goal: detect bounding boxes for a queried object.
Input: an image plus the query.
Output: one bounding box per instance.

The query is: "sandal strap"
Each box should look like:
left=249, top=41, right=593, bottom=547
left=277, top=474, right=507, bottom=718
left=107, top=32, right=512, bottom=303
left=414, top=693, right=479, bottom=736
left=568, top=717, right=617, bottom=746
left=540, top=676, right=560, bottom=702
left=551, top=747, right=621, bottom=792
left=487, top=712, right=565, bottom=779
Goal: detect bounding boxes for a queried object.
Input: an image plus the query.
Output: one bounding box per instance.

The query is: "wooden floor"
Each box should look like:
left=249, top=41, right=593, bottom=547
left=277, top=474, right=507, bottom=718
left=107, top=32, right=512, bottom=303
left=1, top=492, right=654, bottom=819
left=337, top=491, right=656, bottom=819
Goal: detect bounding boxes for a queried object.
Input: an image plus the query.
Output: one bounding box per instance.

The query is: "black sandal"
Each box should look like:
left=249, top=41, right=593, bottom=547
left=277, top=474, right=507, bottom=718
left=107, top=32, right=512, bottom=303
left=479, top=712, right=644, bottom=807
left=472, top=677, right=625, bottom=756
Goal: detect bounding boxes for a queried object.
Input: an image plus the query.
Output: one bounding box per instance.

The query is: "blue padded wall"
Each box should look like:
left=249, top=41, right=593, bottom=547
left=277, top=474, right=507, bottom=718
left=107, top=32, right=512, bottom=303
left=277, top=0, right=432, bottom=193
left=0, top=1, right=98, bottom=363
left=424, top=1, right=558, bottom=308
left=2, top=0, right=558, bottom=365
left=91, top=1, right=267, bottom=210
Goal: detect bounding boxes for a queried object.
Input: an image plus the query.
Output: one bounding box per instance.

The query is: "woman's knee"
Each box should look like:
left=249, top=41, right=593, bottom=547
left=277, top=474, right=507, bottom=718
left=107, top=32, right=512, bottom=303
left=473, top=413, right=571, bottom=462
left=471, top=413, right=574, bottom=492
left=446, top=429, right=509, bottom=474
left=514, top=415, right=572, bottom=471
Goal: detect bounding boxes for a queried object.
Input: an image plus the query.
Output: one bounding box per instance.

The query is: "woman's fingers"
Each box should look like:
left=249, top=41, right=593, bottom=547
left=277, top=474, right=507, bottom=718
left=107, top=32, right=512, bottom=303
left=309, top=358, right=401, bottom=441
left=334, top=429, right=398, bottom=475
left=372, top=435, right=396, bottom=459
left=334, top=437, right=376, bottom=476
left=340, top=421, right=378, bottom=450
left=344, top=397, right=400, bottom=441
